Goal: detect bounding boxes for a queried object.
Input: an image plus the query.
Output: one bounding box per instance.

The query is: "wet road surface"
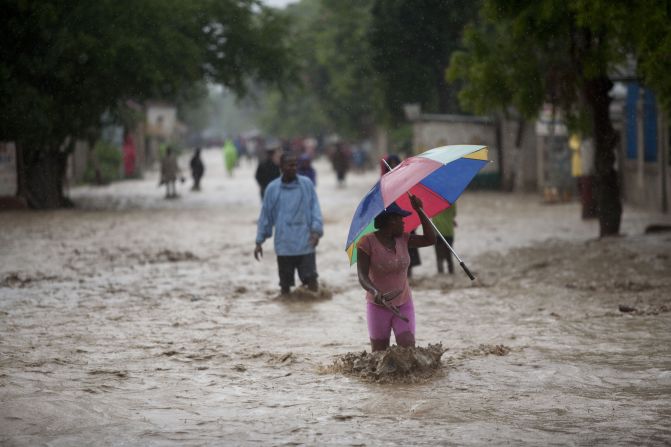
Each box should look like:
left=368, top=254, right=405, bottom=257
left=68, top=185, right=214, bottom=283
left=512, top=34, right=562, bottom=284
left=1, top=149, right=670, bottom=445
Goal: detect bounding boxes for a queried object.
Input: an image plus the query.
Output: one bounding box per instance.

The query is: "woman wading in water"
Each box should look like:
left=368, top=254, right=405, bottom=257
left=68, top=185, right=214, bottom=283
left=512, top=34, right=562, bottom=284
left=356, top=196, right=436, bottom=351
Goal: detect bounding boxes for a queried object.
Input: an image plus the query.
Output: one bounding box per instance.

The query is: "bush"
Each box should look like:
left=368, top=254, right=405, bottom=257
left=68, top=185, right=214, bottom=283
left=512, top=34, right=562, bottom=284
left=84, top=141, right=122, bottom=184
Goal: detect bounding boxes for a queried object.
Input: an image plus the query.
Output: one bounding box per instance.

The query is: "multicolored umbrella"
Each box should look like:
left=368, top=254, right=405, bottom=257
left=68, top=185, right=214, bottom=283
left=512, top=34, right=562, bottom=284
left=345, top=145, right=489, bottom=265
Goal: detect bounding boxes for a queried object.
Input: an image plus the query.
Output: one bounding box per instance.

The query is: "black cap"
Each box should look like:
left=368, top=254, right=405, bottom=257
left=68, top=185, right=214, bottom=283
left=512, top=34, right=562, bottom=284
left=377, top=202, right=411, bottom=218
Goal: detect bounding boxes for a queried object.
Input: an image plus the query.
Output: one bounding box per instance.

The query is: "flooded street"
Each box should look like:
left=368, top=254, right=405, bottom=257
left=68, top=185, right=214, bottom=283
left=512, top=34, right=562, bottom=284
left=1, top=149, right=670, bottom=445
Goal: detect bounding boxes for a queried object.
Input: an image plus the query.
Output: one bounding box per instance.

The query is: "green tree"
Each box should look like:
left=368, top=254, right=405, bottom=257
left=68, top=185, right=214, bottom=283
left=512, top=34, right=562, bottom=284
left=0, top=0, right=291, bottom=208
left=313, top=0, right=378, bottom=138
left=368, top=0, right=479, bottom=125
left=448, top=0, right=671, bottom=237
left=259, top=0, right=378, bottom=139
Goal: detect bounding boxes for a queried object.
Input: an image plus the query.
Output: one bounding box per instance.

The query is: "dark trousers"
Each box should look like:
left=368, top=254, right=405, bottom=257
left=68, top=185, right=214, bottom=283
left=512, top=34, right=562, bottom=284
left=578, top=175, right=597, bottom=219
left=192, top=175, right=202, bottom=190
left=434, top=236, right=454, bottom=274
left=165, top=181, right=176, bottom=198
left=277, top=253, right=318, bottom=290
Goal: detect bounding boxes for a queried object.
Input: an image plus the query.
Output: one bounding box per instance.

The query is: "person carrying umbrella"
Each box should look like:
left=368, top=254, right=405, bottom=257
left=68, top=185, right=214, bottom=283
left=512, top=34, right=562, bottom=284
left=381, top=154, right=421, bottom=278
left=356, top=196, right=436, bottom=352
left=347, top=145, right=489, bottom=350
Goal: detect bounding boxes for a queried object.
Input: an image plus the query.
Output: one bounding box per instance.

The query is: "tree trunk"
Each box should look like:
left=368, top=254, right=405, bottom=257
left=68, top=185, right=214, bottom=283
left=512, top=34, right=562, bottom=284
left=583, top=76, right=622, bottom=236
left=21, top=147, right=69, bottom=209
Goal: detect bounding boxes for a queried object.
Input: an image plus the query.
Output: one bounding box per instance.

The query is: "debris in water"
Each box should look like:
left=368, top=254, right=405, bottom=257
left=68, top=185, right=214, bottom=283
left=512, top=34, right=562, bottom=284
left=0, top=272, right=61, bottom=288
left=617, top=304, right=669, bottom=316
left=321, top=344, right=446, bottom=384
left=88, top=370, right=128, bottom=378
left=267, top=352, right=295, bottom=365
left=155, top=249, right=198, bottom=263
left=483, top=344, right=511, bottom=356
left=645, top=224, right=671, bottom=234
left=454, top=344, right=512, bottom=361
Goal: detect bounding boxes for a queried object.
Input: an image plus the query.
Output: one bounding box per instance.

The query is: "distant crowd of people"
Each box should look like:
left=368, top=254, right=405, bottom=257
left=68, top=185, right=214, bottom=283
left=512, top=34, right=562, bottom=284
left=160, top=135, right=375, bottom=199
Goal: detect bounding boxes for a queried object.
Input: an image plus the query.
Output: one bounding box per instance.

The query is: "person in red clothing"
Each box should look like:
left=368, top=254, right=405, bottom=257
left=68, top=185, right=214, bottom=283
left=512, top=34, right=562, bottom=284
left=122, top=133, right=136, bottom=178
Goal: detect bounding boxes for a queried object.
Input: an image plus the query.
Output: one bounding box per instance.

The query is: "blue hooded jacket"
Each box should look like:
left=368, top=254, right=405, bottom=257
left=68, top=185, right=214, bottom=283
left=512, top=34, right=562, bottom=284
left=256, top=175, right=323, bottom=256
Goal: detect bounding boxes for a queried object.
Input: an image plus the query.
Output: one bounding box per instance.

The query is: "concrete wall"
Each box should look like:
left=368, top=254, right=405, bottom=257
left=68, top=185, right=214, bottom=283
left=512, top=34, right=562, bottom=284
left=411, top=115, right=498, bottom=181
left=619, top=85, right=670, bottom=213
left=501, top=119, right=538, bottom=191
left=622, top=159, right=666, bottom=210
left=411, top=114, right=538, bottom=191
left=146, top=104, right=177, bottom=139
left=412, top=115, right=495, bottom=154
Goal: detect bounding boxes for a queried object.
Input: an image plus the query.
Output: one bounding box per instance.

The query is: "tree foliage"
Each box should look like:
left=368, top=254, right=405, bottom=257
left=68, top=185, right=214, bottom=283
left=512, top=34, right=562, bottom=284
left=449, top=1, right=671, bottom=119
left=369, top=0, right=479, bottom=124
left=612, top=0, right=671, bottom=112
left=260, top=0, right=479, bottom=138
left=0, top=0, right=291, bottom=207
left=447, top=0, right=671, bottom=236
left=259, top=0, right=377, bottom=139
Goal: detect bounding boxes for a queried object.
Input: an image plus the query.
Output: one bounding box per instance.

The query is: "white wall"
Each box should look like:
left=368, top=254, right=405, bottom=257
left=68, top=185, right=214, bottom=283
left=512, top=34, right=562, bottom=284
left=411, top=115, right=538, bottom=191
left=146, top=105, right=177, bottom=138
left=412, top=119, right=498, bottom=177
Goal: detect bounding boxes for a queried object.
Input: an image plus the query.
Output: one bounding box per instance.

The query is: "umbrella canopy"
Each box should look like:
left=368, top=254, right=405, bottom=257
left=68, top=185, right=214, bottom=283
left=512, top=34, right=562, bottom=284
left=345, top=145, right=489, bottom=264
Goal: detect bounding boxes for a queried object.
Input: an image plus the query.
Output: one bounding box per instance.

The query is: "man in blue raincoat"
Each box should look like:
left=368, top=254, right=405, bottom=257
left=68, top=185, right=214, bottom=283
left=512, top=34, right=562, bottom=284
left=254, top=152, right=323, bottom=295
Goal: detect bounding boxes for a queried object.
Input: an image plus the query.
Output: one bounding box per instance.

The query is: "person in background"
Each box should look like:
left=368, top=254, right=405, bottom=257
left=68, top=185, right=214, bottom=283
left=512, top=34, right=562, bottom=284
left=122, top=132, right=136, bottom=178
left=352, top=145, right=367, bottom=173
left=297, top=154, right=316, bottom=185
left=254, top=152, right=323, bottom=295
left=223, top=139, right=238, bottom=177
left=356, top=197, right=436, bottom=352
left=189, top=147, right=205, bottom=191
left=432, top=204, right=456, bottom=274
left=234, top=135, right=247, bottom=165
left=255, top=146, right=280, bottom=199
left=159, top=146, right=181, bottom=199
left=382, top=154, right=421, bottom=277
left=331, top=142, right=350, bottom=187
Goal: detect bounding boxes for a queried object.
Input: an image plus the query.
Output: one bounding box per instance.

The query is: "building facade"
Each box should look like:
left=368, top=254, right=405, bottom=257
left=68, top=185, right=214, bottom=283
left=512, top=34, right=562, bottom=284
left=619, top=83, right=670, bottom=213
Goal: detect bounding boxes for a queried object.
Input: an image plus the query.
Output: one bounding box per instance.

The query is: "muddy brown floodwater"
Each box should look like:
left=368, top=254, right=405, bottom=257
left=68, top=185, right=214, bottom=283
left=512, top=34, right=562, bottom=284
left=1, top=150, right=670, bottom=445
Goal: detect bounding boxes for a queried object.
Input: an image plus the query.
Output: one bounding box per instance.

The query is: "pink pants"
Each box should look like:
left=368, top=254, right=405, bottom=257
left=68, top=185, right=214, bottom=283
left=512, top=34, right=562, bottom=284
left=366, top=298, right=416, bottom=341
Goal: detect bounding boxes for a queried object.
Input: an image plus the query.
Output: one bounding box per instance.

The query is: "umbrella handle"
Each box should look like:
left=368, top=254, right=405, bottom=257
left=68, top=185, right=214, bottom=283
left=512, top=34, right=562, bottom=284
left=459, top=261, right=475, bottom=281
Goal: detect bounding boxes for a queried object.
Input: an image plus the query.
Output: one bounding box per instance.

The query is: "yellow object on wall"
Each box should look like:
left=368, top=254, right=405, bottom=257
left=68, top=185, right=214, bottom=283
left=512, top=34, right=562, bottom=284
left=569, top=134, right=582, bottom=177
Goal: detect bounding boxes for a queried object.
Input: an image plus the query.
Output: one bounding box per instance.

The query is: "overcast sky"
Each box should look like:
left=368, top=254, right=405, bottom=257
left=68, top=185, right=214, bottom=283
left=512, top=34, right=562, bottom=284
left=262, top=0, right=298, bottom=8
